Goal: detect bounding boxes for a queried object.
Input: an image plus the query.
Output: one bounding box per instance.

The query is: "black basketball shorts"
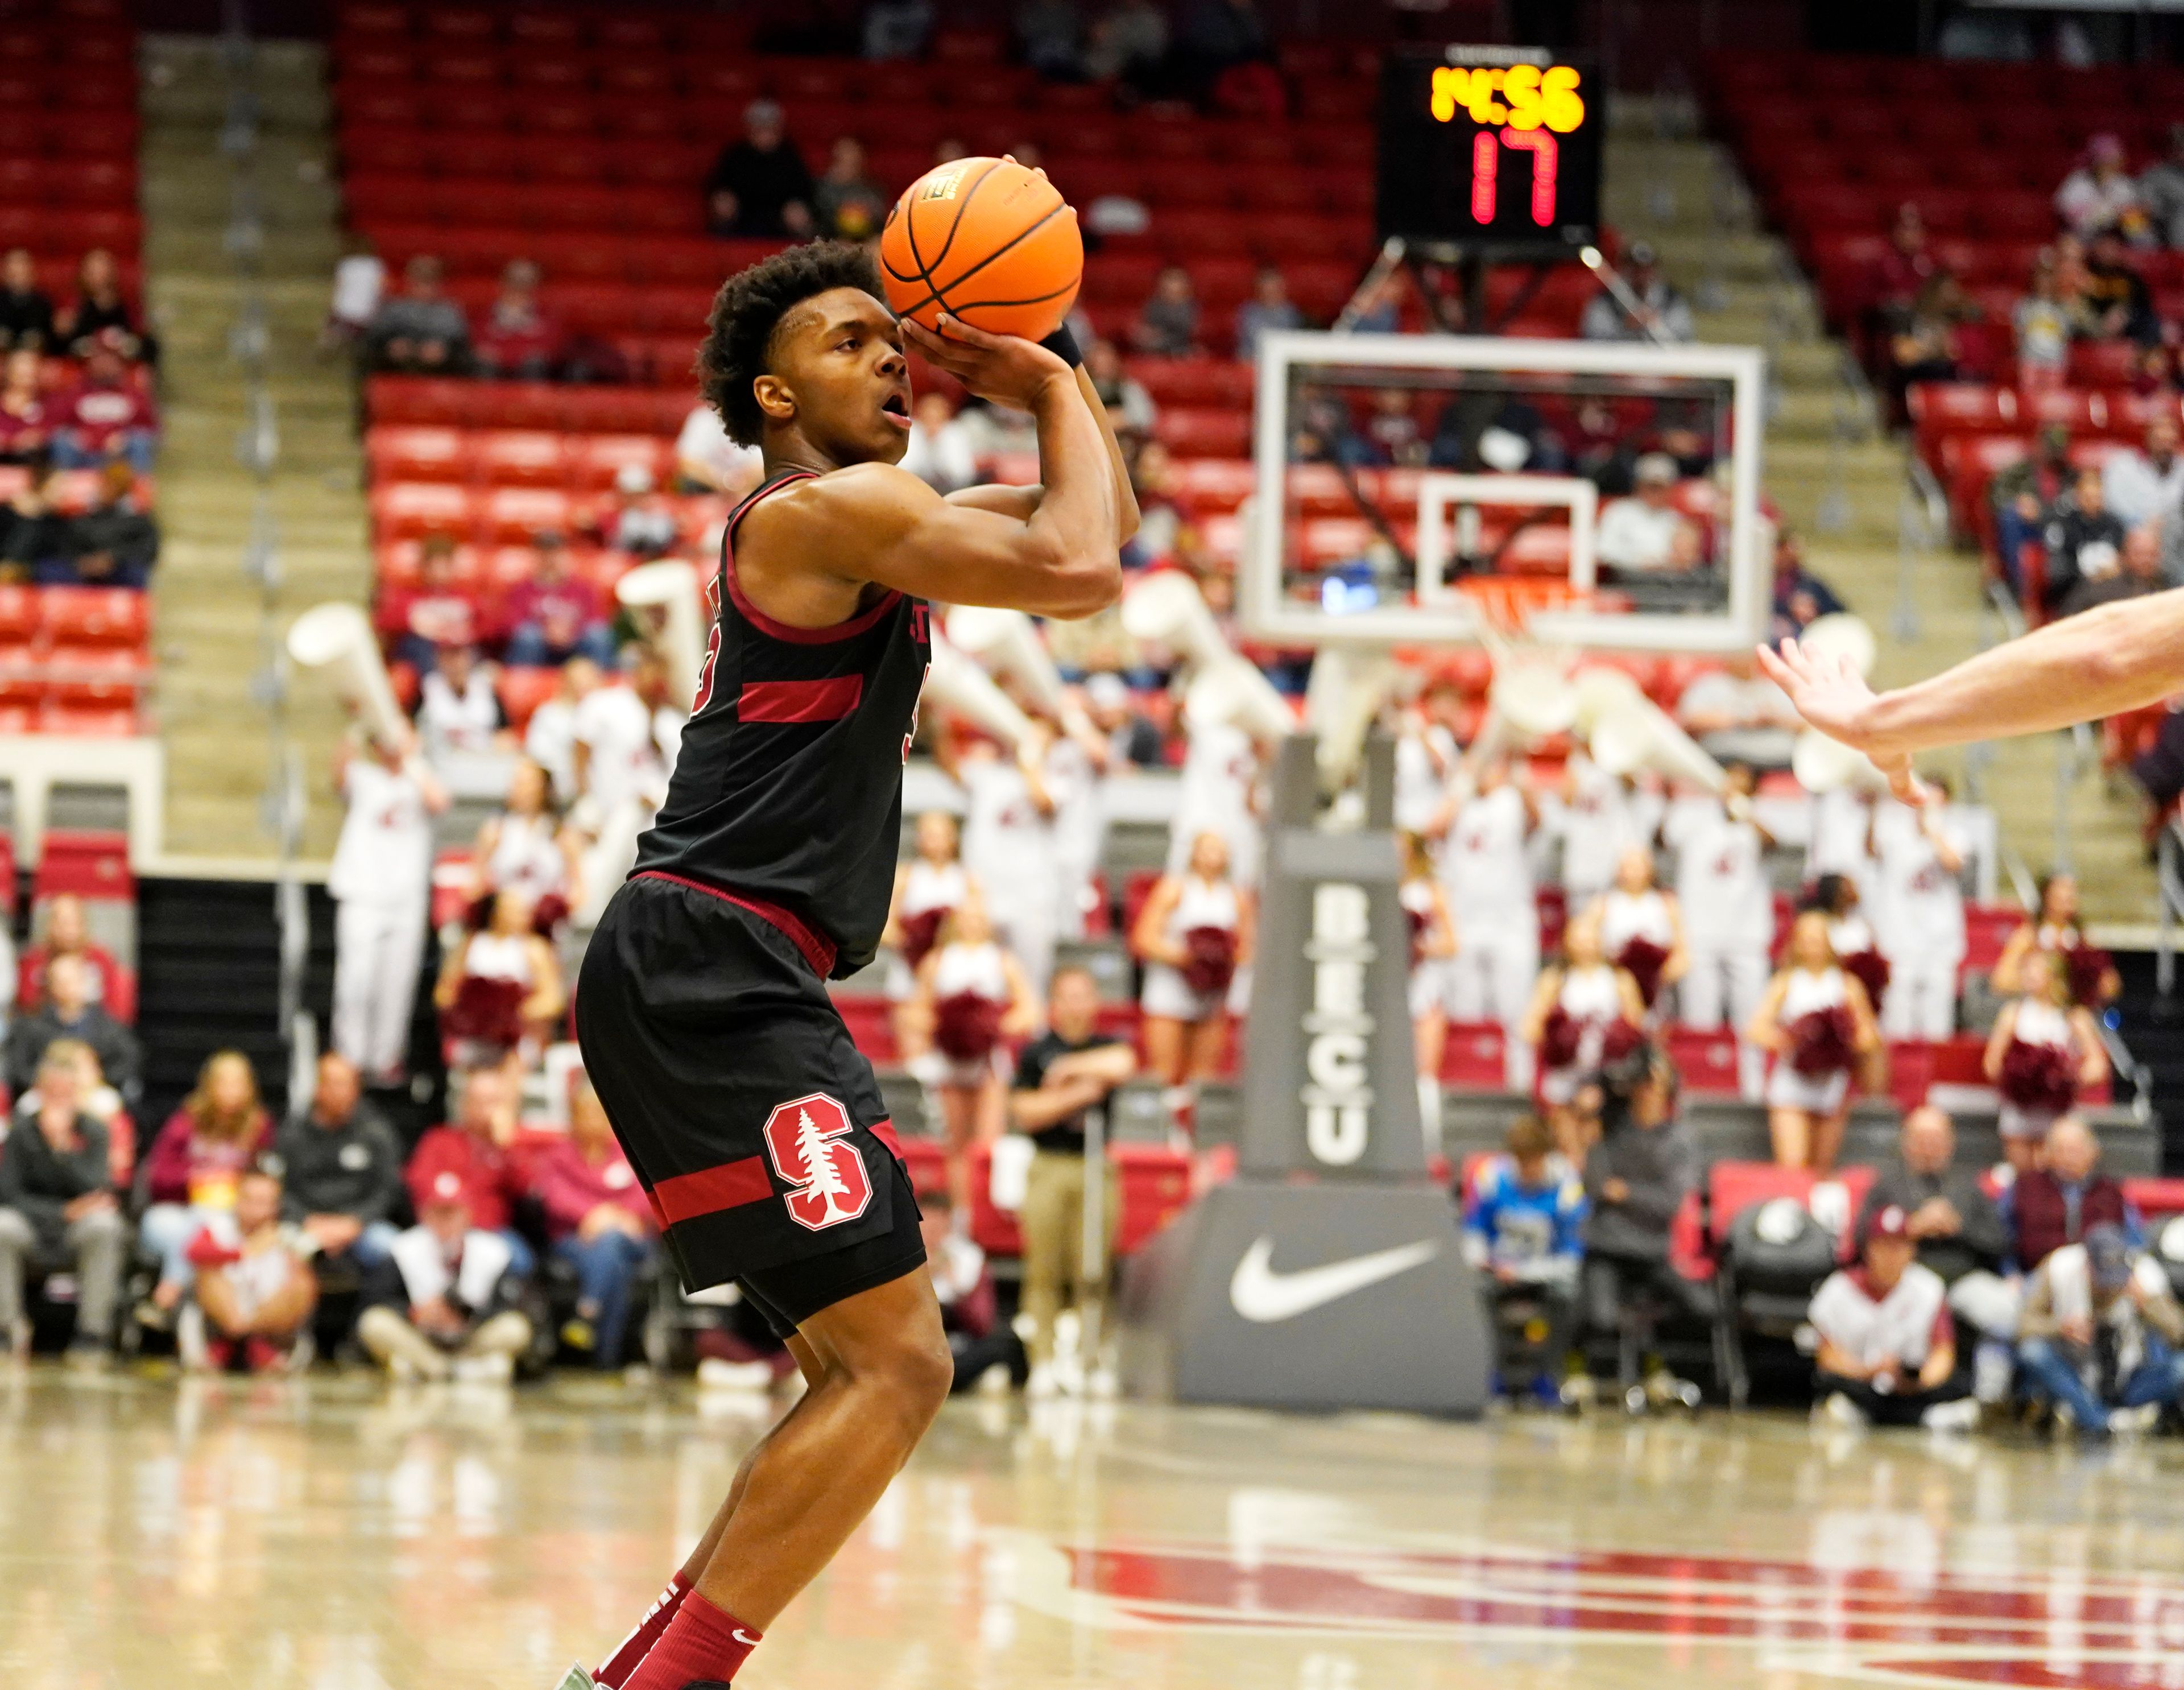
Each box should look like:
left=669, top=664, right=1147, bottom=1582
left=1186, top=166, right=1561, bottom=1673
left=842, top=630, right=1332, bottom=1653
left=575, top=870, right=925, bottom=1336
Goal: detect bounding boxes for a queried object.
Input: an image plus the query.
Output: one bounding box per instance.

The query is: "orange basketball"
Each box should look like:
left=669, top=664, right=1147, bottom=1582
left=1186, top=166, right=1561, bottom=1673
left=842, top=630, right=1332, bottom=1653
left=878, top=156, right=1083, bottom=342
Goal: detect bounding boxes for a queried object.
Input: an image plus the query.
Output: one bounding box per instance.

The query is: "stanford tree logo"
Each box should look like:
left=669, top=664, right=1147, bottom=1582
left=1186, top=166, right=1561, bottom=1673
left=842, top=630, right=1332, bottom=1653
left=762, top=1092, right=874, bottom=1231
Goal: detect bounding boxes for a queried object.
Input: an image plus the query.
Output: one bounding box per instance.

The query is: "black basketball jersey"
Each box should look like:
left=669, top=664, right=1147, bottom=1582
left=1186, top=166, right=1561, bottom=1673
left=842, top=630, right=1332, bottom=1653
left=633, top=469, right=931, bottom=978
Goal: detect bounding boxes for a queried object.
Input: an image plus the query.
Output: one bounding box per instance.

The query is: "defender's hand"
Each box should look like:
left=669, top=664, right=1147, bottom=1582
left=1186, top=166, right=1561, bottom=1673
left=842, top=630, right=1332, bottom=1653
left=903, top=312, right=1072, bottom=414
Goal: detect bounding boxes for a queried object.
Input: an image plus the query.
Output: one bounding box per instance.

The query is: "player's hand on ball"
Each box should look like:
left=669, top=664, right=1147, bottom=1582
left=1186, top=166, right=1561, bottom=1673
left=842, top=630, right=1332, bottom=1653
left=903, top=313, right=1070, bottom=414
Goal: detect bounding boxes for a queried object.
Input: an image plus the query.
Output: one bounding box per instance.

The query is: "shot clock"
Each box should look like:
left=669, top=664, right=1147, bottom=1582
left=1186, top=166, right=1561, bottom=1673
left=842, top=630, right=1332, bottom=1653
left=1377, top=46, right=1603, bottom=257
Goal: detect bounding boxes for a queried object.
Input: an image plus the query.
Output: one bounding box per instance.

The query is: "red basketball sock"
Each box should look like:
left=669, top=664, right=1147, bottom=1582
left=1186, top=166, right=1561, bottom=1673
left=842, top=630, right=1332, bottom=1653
left=595, top=1572, right=692, bottom=1687
left=619, top=1590, right=761, bottom=1690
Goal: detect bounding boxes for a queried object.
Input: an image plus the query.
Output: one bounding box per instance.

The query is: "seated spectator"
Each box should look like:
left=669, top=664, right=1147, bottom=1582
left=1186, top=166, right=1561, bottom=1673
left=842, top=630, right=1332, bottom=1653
left=52, top=346, right=156, bottom=474
left=503, top=532, right=614, bottom=668
left=2012, top=250, right=2073, bottom=391
left=2040, top=465, right=2128, bottom=615
left=0, top=1043, right=124, bottom=1362
left=1360, top=387, right=1425, bottom=468
left=1290, top=386, right=1364, bottom=467
left=2055, top=133, right=2146, bottom=242
left=813, top=137, right=891, bottom=241
left=358, top=1177, right=533, bottom=1383
left=901, top=392, right=981, bottom=494
left=1677, top=650, right=1801, bottom=768
left=1580, top=240, right=1694, bottom=344
left=1461, top=1113, right=1586, bottom=1404
left=1083, top=337, right=1155, bottom=445
left=20, top=1037, right=133, bottom=1187
left=674, top=400, right=764, bottom=496
left=1085, top=0, right=1169, bottom=88
left=18, top=893, right=126, bottom=1018
left=2055, top=520, right=2164, bottom=618
left=2139, top=121, right=2184, bottom=250
left=532, top=1079, right=655, bottom=1369
left=1085, top=671, right=1163, bottom=766
left=272, top=1051, right=404, bottom=1276
left=0, top=459, right=69, bottom=581
left=2102, top=416, right=2184, bottom=532
left=921, top=1189, right=1017, bottom=1391
left=415, top=639, right=509, bottom=762
left=1578, top=1042, right=1708, bottom=1387
left=1233, top=266, right=1302, bottom=362
left=435, top=888, right=568, bottom=1071
left=1989, top=424, right=2074, bottom=597
left=862, top=0, right=935, bottom=60
left=1881, top=271, right=1978, bottom=402
left=136, top=1049, right=274, bottom=1329
left=6, top=954, right=138, bottom=1103
left=1173, top=0, right=1273, bottom=101
left=473, top=758, right=578, bottom=914
left=55, top=250, right=153, bottom=365
left=320, top=232, right=384, bottom=353
left=1985, top=949, right=2108, bottom=1172
left=2082, top=230, right=2159, bottom=346
left=1009, top=963, right=1136, bottom=1396
left=706, top=100, right=815, bottom=239
left=365, top=255, right=470, bottom=374
left=1596, top=453, right=1696, bottom=575
left=2004, top=1115, right=2138, bottom=1273
left=1809, top=1203, right=1977, bottom=1431
left=0, top=247, right=54, bottom=352
left=57, top=458, right=158, bottom=588
left=595, top=461, right=680, bottom=561
left=1869, top=201, right=1935, bottom=320
left=383, top=533, right=481, bottom=673
left=407, top=1065, right=535, bottom=1274
left=179, top=1164, right=317, bottom=1374
left=1769, top=528, right=1846, bottom=644
left=1016, top=0, right=1085, bottom=76
left=2017, top=1222, right=2184, bottom=1437
left=0, top=347, right=50, bottom=462
left=470, top=259, right=562, bottom=381
left=1858, top=1105, right=2017, bottom=1402
left=1131, top=266, right=1203, bottom=358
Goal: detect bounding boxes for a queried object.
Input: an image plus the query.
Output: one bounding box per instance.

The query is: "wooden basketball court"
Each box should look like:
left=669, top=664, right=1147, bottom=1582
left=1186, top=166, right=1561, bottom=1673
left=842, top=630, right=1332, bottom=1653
left=7, top=1368, right=2182, bottom=1689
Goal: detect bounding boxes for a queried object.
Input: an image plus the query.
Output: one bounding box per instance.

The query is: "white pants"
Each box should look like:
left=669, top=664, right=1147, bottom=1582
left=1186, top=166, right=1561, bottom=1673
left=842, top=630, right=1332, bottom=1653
left=1680, top=943, right=1770, bottom=1098
left=333, top=894, right=428, bottom=1081
left=1447, top=925, right=1538, bottom=1089
left=1883, top=956, right=1959, bottom=1039
left=985, top=882, right=1057, bottom=1001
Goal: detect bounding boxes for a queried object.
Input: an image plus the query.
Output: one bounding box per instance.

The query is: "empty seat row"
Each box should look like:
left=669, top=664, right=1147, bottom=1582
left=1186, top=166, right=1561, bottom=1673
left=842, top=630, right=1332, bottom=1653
left=1707, top=48, right=2184, bottom=109
left=0, top=646, right=150, bottom=709
left=0, top=207, right=142, bottom=254
left=0, top=585, right=151, bottom=648
left=0, top=703, right=141, bottom=737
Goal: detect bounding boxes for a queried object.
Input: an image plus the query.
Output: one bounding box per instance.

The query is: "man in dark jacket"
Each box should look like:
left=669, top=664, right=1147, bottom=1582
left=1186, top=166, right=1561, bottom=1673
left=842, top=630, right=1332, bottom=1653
left=1579, top=1043, right=1709, bottom=1379
left=704, top=100, right=814, bottom=239
left=2004, top=1115, right=2138, bottom=1273
left=0, top=1043, right=124, bottom=1360
left=271, top=1052, right=405, bottom=1275
left=63, top=458, right=158, bottom=588
left=6, top=953, right=139, bottom=1104
left=2041, top=466, right=2130, bottom=616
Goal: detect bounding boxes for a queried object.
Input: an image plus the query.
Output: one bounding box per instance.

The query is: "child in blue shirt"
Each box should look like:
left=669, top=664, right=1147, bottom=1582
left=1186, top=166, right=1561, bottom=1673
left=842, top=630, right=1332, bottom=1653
left=1462, top=1114, right=1589, bottom=1401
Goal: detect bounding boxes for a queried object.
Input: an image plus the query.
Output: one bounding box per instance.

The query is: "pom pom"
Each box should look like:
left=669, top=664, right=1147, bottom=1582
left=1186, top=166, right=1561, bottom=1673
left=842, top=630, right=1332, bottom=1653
left=898, top=906, right=947, bottom=970
left=1840, top=948, right=1891, bottom=1016
left=932, top=990, right=1006, bottom=1062
left=1540, top=1003, right=1583, bottom=1069
left=1181, top=924, right=1238, bottom=995
left=2000, top=1038, right=2077, bottom=1114
left=441, top=975, right=527, bottom=1047
left=1788, top=1005, right=1857, bottom=1076
left=2065, top=943, right=2111, bottom=1007
left=1616, top=937, right=1670, bottom=1008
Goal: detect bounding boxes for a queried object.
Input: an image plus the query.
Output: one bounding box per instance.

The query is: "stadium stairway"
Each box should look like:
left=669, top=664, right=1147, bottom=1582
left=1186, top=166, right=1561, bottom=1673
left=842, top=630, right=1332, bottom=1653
left=142, top=35, right=366, bottom=861
left=1609, top=98, right=2153, bottom=925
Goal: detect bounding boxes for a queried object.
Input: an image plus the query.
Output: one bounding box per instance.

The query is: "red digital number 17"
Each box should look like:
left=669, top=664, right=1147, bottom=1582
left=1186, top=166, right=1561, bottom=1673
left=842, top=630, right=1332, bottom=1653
left=1469, top=127, right=1560, bottom=227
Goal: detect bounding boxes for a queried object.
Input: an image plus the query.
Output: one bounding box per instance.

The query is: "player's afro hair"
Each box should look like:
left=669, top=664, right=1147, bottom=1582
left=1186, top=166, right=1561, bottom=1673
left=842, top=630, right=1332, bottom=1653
left=697, top=240, right=888, bottom=447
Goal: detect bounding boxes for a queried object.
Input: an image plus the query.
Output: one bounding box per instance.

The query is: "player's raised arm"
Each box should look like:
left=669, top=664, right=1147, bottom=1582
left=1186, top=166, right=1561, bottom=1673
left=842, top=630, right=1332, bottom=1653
left=1759, top=587, right=2184, bottom=788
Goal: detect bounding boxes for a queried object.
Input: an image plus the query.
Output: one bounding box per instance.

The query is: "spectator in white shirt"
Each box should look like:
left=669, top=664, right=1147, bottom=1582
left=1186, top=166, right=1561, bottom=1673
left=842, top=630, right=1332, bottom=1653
left=1579, top=241, right=1694, bottom=344
left=321, top=235, right=384, bottom=353
left=900, top=392, right=981, bottom=494
left=2055, top=133, right=2146, bottom=242
left=1809, top=1202, right=1977, bottom=1431
left=2102, top=416, right=2184, bottom=532
left=674, top=402, right=764, bottom=496
left=1595, top=453, right=1696, bottom=574
left=524, top=657, right=591, bottom=805
left=1677, top=651, right=1802, bottom=769
left=329, top=727, right=448, bottom=1085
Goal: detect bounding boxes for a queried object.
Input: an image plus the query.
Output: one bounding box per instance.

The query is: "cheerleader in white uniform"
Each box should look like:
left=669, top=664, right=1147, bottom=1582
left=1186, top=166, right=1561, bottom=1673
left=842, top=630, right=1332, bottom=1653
left=1589, top=844, right=1686, bottom=1018
left=910, top=902, right=1039, bottom=1218
left=1870, top=780, right=1968, bottom=1039
left=1983, top=948, right=2108, bottom=1172
left=1133, top=830, right=1254, bottom=1094
left=1991, top=871, right=2120, bottom=1010
left=1400, top=832, right=1459, bottom=1156
left=961, top=724, right=1069, bottom=998
left=471, top=759, right=580, bottom=921
left=1556, top=751, right=1641, bottom=910
left=1666, top=763, right=1777, bottom=1097
left=1804, top=872, right=1889, bottom=1022
left=1747, top=911, right=1880, bottom=1171
left=883, top=809, right=974, bottom=1068
left=1439, top=759, right=1541, bottom=1088
left=1519, top=910, right=1645, bottom=1158
left=433, top=887, right=566, bottom=1073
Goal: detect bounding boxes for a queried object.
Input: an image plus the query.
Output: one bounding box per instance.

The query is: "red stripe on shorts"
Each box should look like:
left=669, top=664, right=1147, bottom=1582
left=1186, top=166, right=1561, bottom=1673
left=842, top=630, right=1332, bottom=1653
left=736, top=675, right=863, bottom=723
left=651, top=1156, right=776, bottom=1225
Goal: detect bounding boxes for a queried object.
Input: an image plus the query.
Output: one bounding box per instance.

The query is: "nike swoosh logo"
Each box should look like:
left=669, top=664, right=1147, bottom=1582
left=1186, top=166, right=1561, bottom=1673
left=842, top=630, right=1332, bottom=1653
left=732, top=1630, right=762, bottom=1647
left=1228, top=1236, right=1441, bottom=1323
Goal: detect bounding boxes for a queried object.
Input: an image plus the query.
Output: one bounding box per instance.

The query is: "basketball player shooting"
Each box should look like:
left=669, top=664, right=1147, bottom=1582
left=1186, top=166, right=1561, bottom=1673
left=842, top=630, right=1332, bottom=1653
left=1760, top=589, right=2184, bottom=801
left=570, top=237, right=1133, bottom=1690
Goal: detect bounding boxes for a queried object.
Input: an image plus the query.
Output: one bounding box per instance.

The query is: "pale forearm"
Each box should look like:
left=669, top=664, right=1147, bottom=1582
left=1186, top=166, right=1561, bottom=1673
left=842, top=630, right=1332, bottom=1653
left=1861, top=589, right=2184, bottom=756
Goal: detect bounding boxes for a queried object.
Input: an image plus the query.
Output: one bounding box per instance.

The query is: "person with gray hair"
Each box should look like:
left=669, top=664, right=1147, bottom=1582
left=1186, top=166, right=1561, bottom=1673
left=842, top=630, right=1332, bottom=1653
left=0, top=1042, right=125, bottom=1363
left=2016, top=1221, right=2184, bottom=1437
left=704, top=101, right=814, bottom=239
